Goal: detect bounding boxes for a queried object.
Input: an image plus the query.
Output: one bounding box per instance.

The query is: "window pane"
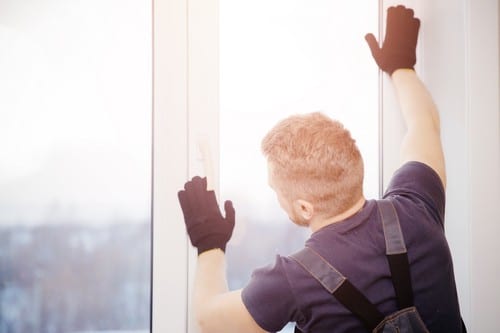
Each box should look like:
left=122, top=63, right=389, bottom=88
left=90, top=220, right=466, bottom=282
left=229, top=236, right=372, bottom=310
left=0, top=1, right=151, bottom=332
left=220, top=2, right=378, bottom=331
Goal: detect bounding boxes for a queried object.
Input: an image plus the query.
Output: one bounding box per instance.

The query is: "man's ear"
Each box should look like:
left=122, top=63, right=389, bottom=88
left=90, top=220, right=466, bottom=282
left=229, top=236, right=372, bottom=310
left=293, top=199, right=315, bottom=221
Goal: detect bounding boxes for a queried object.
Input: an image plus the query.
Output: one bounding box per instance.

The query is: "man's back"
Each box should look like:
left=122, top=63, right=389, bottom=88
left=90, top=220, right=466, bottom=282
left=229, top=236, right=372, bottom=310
left=242, top=162, right=463, bottom=332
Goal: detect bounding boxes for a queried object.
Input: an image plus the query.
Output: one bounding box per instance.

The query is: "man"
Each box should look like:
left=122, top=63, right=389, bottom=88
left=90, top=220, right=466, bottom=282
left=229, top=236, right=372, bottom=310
left=178, top=5, right=464, bottom=333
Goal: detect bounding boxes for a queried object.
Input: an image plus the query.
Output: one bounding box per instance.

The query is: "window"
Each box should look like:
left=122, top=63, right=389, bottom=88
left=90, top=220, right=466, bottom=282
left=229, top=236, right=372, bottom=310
left=0, top=1, right=152, bottom=332
left=219, top=1, right=379, bottom=331
left=153, top=1, right=380, bottom=331
left=156, top=1, right=500, bottom=331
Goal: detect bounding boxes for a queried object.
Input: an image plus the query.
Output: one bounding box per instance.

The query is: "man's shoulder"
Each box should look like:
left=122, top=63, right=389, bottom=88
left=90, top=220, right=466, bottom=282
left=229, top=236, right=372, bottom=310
left=384, top=161, right=446, bottom=224
left=387, top=161, right=444, bottom=191
left=241, top=254, right=304, bottom=332
left=243, top=254, right=305, bottom=289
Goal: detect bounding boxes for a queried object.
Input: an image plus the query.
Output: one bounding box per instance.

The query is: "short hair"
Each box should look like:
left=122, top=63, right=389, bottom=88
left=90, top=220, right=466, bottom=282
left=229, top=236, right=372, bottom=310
left=261, top=112, right=364, bottom=217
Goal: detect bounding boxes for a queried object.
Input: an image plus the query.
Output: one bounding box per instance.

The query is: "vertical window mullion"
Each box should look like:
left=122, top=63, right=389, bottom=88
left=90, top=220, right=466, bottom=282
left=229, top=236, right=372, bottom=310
left=186, top=0, right=220, bottom=332
left=152, top=0, right=189, bottom=332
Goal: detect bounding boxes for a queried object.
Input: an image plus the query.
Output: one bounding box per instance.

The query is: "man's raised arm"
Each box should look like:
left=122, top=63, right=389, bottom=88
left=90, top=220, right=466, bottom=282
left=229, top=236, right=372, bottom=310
left=365, top=5, right=446, bottom=188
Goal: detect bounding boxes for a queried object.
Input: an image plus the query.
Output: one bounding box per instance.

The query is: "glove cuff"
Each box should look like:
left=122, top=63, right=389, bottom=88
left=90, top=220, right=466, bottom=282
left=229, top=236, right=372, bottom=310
left=195, top=234, right=229, bottom=255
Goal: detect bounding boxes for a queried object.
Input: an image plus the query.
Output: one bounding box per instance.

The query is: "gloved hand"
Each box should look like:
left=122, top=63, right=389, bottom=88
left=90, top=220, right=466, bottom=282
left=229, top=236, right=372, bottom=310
left=365, top=5, right=420, bottom=75
left=178, top=176, right=235, bottom=255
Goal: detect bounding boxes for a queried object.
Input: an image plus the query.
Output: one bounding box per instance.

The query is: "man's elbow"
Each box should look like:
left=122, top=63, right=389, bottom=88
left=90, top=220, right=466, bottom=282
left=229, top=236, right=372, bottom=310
left=195, top=305, right=219, bottom=333
left=196, top=315, right=211, bottom=333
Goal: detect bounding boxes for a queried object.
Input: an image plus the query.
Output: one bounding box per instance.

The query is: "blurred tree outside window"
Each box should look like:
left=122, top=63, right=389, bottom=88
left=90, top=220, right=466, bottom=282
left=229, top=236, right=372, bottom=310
left=0, top=1, right=152, bottom=332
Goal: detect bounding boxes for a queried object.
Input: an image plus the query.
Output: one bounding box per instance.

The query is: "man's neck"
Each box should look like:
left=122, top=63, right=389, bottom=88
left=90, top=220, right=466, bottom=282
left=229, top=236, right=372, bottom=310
left=309, top=196, right=366, bottom=233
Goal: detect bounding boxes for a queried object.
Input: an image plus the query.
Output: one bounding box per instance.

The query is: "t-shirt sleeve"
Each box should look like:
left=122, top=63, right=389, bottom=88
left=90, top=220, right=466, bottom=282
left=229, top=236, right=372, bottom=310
left=383, top=161, right=446, bottom=226
left=241, top=255, right=298, bottom=332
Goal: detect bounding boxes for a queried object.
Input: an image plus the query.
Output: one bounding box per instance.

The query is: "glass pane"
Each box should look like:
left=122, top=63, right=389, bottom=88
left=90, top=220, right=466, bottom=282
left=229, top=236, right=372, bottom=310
left=0, top=1, right=152, bottom=332
left=220, top=1, right=378, bottom=331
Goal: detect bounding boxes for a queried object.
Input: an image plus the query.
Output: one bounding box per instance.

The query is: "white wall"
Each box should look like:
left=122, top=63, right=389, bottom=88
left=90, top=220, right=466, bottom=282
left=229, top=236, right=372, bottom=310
left=466, top=0, right=500, bottom=330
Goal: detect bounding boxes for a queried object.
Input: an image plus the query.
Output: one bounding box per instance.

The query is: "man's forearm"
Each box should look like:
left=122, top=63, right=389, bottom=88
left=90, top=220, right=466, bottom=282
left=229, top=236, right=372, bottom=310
left=193, top=249, right=229, bottom=328
left=392, top=69, right=441, bottom=133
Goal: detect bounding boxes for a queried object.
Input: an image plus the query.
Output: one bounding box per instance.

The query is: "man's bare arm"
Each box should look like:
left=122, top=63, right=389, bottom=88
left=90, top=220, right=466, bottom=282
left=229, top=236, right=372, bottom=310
left=193, top=249, right=267, bottom=333
left=392, top=69, right=446, bottom=188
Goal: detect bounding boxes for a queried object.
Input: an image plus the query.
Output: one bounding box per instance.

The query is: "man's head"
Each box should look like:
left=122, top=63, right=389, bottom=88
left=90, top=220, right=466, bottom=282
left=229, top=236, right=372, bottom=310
left=261, top=112, right=364, bottom=226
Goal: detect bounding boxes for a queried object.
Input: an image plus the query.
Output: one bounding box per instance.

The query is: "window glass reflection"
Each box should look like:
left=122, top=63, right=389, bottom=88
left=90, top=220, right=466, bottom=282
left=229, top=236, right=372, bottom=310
left=0, top=1, right=151, bottom=332
left=220, top=2, right=378, bottom=331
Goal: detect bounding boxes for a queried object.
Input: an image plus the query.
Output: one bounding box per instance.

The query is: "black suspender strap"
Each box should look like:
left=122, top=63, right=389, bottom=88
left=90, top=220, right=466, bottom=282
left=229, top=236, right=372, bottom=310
left=290, top=200, right=415, bottom=331
left=378, top=199, right=414, bottom=309
left=291, top=247, right=384, bottom=331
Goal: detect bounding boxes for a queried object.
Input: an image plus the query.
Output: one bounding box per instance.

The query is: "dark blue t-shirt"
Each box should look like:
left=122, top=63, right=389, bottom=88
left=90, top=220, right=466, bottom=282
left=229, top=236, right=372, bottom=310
left=242, top=162, right=462, bottom=332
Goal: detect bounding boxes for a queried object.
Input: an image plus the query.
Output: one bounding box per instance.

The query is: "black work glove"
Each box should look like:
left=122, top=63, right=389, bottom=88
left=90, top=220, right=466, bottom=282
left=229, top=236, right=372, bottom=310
left=365, top=5, right=420, bottom=75
left=178, top=176, right=235, bottom=255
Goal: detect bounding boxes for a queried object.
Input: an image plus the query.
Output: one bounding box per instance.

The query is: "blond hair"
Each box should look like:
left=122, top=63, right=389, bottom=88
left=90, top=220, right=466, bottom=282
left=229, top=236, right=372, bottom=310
left=261, top=112, right=364, bottom=217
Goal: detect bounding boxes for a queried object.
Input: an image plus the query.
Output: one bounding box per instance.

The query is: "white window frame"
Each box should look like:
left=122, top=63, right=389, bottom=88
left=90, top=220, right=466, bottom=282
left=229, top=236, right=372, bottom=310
left=152, top=0, right=500, bottom=331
